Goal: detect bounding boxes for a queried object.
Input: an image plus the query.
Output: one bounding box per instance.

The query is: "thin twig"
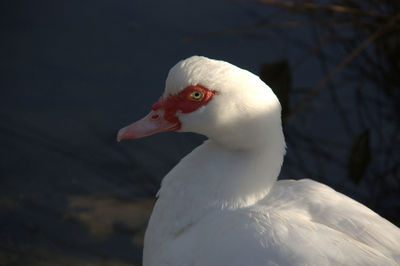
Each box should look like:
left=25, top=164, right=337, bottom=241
left=182, top=20, right=325, bottom=43
left=292, top=32, right=332, bottom=70
left=288, top=12, right=400, bottom=118
left=259, top=0, right=387, bottom=18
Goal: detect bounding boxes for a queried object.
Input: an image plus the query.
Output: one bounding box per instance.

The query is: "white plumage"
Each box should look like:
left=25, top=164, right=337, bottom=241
left=118, top=56, right=400, bottom=265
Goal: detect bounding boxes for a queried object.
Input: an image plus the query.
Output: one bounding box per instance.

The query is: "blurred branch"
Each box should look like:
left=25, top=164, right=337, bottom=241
left=291, top=32, right=331, bottom=69
left=182, top=20, right=325, bottom=43
left=288, top=12, right=400, bottom=118
left=259, top=0, right=388, bottom=18
left=182, top=18, right=386, bottom=43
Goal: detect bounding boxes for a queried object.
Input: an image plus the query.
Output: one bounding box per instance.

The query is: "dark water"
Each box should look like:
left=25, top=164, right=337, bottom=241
left=1, top=1, right=398, bottom=265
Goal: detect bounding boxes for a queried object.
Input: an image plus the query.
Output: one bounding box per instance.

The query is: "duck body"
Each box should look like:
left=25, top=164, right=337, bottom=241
left=144, top=142, right=399, bottom=266
left=117, top=56, right=400, bottom=265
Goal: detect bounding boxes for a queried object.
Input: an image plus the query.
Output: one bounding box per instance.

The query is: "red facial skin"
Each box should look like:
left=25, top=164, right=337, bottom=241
left=116, top=85, right=216, bottom=141
left=152, top=85, right=217, bottom=130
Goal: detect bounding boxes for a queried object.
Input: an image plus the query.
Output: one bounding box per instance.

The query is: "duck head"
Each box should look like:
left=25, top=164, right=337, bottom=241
left=117, top=56, right=284, bottom=151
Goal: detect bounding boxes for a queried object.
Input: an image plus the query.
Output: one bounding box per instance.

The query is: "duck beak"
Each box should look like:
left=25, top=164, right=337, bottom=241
left=117, top=109, right=180, bottom=141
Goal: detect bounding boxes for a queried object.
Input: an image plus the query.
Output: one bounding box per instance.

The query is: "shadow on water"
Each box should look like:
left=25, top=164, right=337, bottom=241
left=1, top=196, right=153, bottom=266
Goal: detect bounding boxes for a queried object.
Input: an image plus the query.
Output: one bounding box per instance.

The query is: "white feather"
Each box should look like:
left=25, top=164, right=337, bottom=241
left=142, top=56, right=400, bottom=266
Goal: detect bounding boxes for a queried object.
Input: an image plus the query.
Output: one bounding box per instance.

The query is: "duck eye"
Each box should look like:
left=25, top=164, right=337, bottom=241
left=189, top=90, right=204, bottom=101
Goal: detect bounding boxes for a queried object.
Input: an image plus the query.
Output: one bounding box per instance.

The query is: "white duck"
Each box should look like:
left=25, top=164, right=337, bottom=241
left=117, top=56, right=400, bottom=266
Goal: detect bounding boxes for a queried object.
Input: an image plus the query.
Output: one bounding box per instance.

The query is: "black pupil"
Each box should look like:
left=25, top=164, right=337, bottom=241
left=194, top=92, right=201, bottom=98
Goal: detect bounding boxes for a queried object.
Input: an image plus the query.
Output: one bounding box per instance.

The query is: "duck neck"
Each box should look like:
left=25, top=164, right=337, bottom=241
left=145, top=135, right=285, bottom=247
left=158, top=133, right=285, bottom=210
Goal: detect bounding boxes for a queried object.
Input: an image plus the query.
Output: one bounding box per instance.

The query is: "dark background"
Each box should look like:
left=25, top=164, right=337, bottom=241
left=1, top=0, right=399, bottom=265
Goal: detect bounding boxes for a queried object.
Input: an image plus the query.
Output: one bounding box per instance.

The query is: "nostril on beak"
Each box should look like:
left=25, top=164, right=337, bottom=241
left=151, top=114, right=160, bottom=120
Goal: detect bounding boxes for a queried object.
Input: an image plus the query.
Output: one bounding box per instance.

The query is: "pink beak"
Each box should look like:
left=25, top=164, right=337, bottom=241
left=117, top=109, right=180, bottom=141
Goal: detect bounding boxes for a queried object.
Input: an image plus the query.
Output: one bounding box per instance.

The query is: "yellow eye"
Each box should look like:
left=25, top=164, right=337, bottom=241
left=189, top=90, right=204, bottom=101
